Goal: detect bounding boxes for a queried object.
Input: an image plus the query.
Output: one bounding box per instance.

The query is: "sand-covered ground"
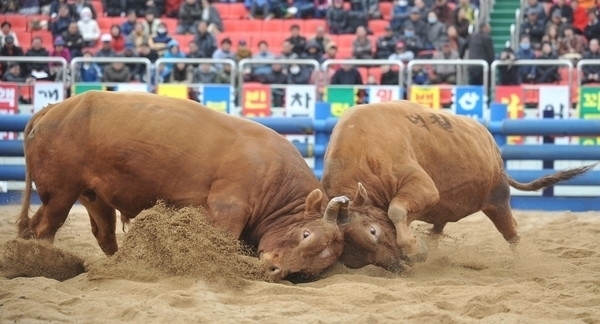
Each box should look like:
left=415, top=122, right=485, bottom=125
left=1, top=204, right=599, bottom=323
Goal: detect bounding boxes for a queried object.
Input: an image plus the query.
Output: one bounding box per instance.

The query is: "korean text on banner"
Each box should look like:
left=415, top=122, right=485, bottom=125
left=0, top=83, right=18, bottom=113
left=115, top=83, right=149, bottom=92
left=367, top=86, right=401, bottom=104
left=285, top=85, right=316, bottom=118
left=200, top=85, right=232, bottom=114
left=0, top=83, right=18, bottom=140
left=324, top=87, right=356, bottom=117
left=72, top=83, right=105, bottom=95
left=33, top=82, right=64, bottom=114
left=537, top=85, right=569, bottom=119
left=452, top=86, right=484, bottom=119
left=409, top=86, right=440, bottom=109
left=578, top=86, right=600, bottom=145
left=495, top=86, right=525, bottom=145
left=156, top=84, right=189, bottom=99
left=242, top=84, right=271, bottom=117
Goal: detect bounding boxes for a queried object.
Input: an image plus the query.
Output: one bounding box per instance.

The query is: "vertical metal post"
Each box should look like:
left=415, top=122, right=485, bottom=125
left=490, top=102, right=508, bottom=170
left=542, top=107, right=555, bottom=197
left=313, top=101, right=331, bottom=178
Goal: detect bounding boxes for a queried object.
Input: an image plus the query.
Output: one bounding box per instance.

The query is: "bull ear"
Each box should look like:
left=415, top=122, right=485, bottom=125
left=305, top=188, right=324, bottom=213
left=352, top=182, right=369, bottom=207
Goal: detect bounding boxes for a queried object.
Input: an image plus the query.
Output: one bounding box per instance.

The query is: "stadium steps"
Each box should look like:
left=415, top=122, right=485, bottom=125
left=490, top=0, right=520, bottom=54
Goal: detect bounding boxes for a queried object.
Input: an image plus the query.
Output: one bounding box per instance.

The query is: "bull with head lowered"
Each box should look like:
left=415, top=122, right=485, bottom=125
left=322, top=100, right=596, bottom=271
left=17, top=91, right=349, bottom=281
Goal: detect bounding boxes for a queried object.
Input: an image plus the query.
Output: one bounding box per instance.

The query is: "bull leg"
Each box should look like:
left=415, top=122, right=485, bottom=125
left=29, top=193, right=80, bottom=243
left=206, top=194, right=249, bottom=239
left=388, top=167, right=440, bottom=263
left=482, top=182, right=520, bottom=246
left=79, top=194, right=118, bottom=256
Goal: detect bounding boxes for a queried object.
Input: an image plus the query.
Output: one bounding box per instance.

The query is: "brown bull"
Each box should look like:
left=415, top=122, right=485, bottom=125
left=17, top=90, right=349, bottom=281
left=322, top=100, right=596, bottom=271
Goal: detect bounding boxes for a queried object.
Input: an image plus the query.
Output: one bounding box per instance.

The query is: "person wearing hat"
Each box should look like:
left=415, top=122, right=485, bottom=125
left=94, top=34, right=117, bottom=69
left=401, top=7, right=427, bottom=40
left=77, top=7, right=100, bottom=48
left=522, top=0, right=547, bottom=22
left=48, top=37, right=71, bottom=81
left=545, top=9, right=569, bottom=37
left=520, top=7, right=546, bottom=46
left=0, top=35, right=25, bottom=77
left=390, top=0, right=410, bottom=32
left=0, top=22, right=20, bottom=47
left=326, top=0, right=349, bottom=35
left=375, top=26, right=398, bottom=60
left=549, top=0, right=574, bottom=24
left=398, top=24, right=424, bottom=54
left=234, top=39, right=252, bottom=61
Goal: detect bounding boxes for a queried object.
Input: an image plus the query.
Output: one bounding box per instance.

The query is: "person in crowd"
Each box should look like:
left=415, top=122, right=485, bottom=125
left=168, top=62, right=193, bottom=83
left=352, top=26, right=373, bottom=59
left=75, top=48, right=103, bottom=82
left=314, top=0, right=329, bottom=18
left=121, top=10, right=138, bottom=36
left=522, top=0, right=547, bottom=22
left=77, top=7, right=100, bottom=48
left=388, top=41, right=414, bottom=63
left=0, top=22, right=19, bottom=47
left=51, top=4, right=73, bottom=38
left=122, top=41, right=142, bottom=80
left=149, top=23, right=173, bottom=56
left=542, top=24, right=561, bottom=53
left=571, top=0, right=589, bottom=33
left=375, top=26, right=398, bottom=59
left=581, top=38, right=600, bottom=83
left=398, top=24, right=424, bottom=54
left=261, top=62, right=287, bottom=106
left=309, top=26, right=332, bottom=53
left=72, top=0, right=96, bottom=20
left=235, top=39, right=252, bottom=61
left=177, top=0, right=203, bottom=35
left=246, top=0, right=271, bottom=20
left=426, top=11, right=447, bottom=51
left=50, top=0, right=75, bottom=20
left=326, top=0, right=349, bottom=35
left=515, top=35, right=537, bottom=84
left=521, top=8, right=546, bottom=48
left=193, top=62, right=218, bottom=83
left=3, top=62, right=35, bottom=84
left=536, top=41, right=561, bottom=84
left=497, top=46, right=520, bottom=85
left=584, top=9, right=600, bottom=41
left=25, top=37, right=50, bottom=79
left=142, top=8, right=163, bottom=37
left=95, top=34, right=117, bottom=68
left=103, top=0, right=127, bottom=17
left=330, top=61, right=363, bottom=84
left=288, top=63, right=311, bottom=84
left=401, top=8, right=427, bottom=42
left=63, top=22, right=85, bottom=57
left=110, top=24, right=126, bottom=53
left=379, top=64, right=399, bottom=85
left=431, top=0, right=453, bottom=25
left=286, top=24, right=307, bottom=56
left=252, top=40, right=276, bottom=76
left=162, top=39, right=186, bottom=78
left=193, top=20, right=217, bottom=58
left=0, top=35, right=25, bottom=78
left=454, top=0, right=475, bottom=24
left=391, top=0, right=410, bottom=32
left=128, top=21, right=150, bottom=52
left=200, top=0, right=223, bottom=34
left=102, top=59, right=132, bottom=83
left=454, top=7, right=471, bottom=39
left=212, top=38, right=236, bottom=69
left=546, top=9, right=568, bottom=38
left=49, top=36, right=71, bottom=81
left=467, top=21, right=494, bottom=86
left=431, top=42, right=458, bottom=84
left=558, top=25, right=586, bottom=61
left=549, top=0, right=574, bottom=25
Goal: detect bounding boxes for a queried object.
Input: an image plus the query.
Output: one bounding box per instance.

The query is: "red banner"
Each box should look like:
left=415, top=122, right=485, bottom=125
left=241, top=84, right=271, bottom=117
left=495, top=86, right=525, bottom=144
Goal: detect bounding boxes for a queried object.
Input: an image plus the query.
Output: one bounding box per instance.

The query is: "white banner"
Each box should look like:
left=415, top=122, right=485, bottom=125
left=33, top=82, right=64, bottom=114
left=115, top=83, right=149, bottom=92
left=538, top=85, right=571, bottom=144
left=538, top=85, right=570, bottom=119
left=368, top=86, right=400, bottom=103
left=285, top=85, right=316, bottom=118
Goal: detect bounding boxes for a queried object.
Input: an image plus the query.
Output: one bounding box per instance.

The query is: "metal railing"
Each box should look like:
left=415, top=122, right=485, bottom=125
left=321, top=59, right=404, bottom=86
left=70, top=57, right=153, bottom=86
left=490, top=59, right=574, bottom=92
left=513, top=8, right=521, bottom=51
left=0, top=56, right=69, bottom=85
left=238, top=58, right=320, bottom=89
left=406, top=59, right=489, bottom=90
left=154, top=58, right=237, bottom=90
left=576, top=59, right=600, bottom=85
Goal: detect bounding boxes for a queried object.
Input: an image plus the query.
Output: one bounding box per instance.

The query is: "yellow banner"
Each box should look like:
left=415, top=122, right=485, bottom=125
left=156, top=84, right=188, bottom=99
left=409, top=86, right=440, bottom=109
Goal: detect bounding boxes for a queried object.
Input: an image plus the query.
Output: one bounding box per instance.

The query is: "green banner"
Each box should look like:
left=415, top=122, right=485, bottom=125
left=324, top=87, right=356, bottom=117
left=72, top=83, right=105, bottom=95
left=578, top=87, right=600, bottom=145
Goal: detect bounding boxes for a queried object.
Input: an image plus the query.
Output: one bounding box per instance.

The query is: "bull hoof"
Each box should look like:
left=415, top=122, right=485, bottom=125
left=404, top=237, right=429, bottom=263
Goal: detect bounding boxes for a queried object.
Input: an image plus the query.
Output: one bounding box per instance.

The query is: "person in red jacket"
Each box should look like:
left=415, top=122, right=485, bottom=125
left=109, top=24, right=126, bottom=53
left=165, top=0, right=183, bottom=17
left=571, top=0, right=590, bottom=33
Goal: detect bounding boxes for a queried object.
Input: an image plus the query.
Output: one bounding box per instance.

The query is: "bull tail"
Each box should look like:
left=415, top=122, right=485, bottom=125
left=16, top=119, right=37, bottom=239
left=507, top=163, right=598, bottom=191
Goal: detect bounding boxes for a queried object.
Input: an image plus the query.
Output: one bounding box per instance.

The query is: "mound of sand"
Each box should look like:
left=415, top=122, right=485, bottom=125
left=87, top=203, right=269, bottom=288
left=0, top=239, right=85, bottom=281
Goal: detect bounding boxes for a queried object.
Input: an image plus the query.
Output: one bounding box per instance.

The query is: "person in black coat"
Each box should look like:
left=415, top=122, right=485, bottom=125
left=467, top=22, right=495, bottom=86
left=497, top=47, right=521, bottom=86
left=330, top=63, right=363, bottom=84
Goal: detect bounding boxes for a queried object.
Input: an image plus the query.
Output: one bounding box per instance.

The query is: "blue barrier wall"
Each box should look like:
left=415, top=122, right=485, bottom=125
left=1, top=106, right=599, bottom=211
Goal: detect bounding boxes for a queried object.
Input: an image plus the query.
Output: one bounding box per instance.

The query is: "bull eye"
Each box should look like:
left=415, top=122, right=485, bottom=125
left=303, top=230, right=311, bottom=239
left=369, top=227, right=376, bottom=236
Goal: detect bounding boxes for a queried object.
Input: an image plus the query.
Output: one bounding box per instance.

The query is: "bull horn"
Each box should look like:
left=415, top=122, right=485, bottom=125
left=323, top=196, right=350, bottom=224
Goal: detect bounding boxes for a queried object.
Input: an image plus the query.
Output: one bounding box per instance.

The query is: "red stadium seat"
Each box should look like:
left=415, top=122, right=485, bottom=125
left=379, top=2, right=393, bottom=20
left=369, top=20, right=388, bottom=34
left=304, top=19, right=325, bottom=34
left=97, top=17, right=122, bottom=31
left=337, top=35, right=355, bottom=52
left=26, top=14, right=51, bottom=31
left=229, top=3, right=248, bottom=19
left=213, top=3, right=230, bottom=18
left=32, top=31, right=53, bottom=48
left=262, top=19, right=284, bottom=33
left=3, top=15, right=27, bottom=32
left=91, top=1, right=104, bottom=17
left=162, top=18, right=178, bottom=34
left=282, top=19, right=304, bottom=32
